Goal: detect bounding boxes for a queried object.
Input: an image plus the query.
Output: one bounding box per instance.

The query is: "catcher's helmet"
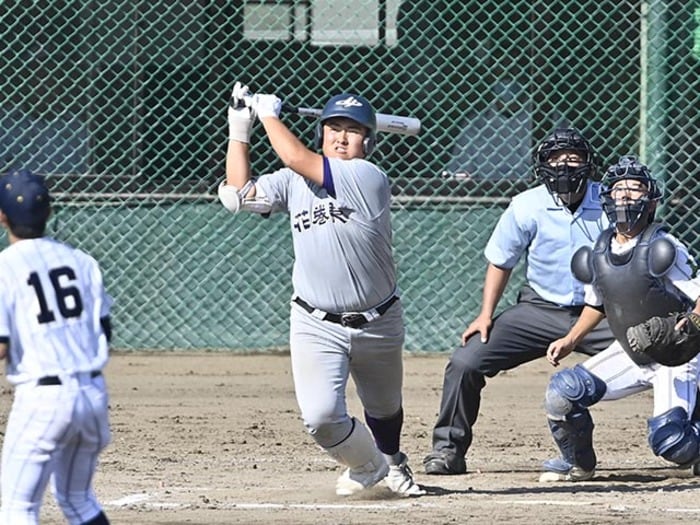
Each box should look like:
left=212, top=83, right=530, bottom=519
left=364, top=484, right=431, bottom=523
left=533, top=128, right=598, bottom=200
left=314, top=93, right=377, bottom=156
left=601, top=155, right=661, bottom=233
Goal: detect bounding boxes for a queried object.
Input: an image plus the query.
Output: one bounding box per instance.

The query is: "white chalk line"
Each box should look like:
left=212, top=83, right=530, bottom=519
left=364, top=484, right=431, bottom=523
left=500, top=501, right=700, bottom=514
left=106, top=491, right=700, bottom=514
left=107, top=492, right=437, bottom=510
left=499, top=499, right=595, bottom=506
left=107, top=494, right=150, bottom=506
left=222, top=502, right=438, bottom=510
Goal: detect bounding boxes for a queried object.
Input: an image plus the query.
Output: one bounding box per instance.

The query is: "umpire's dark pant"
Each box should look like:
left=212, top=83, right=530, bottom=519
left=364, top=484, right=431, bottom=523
left=430, top=286, right=615, bottom=461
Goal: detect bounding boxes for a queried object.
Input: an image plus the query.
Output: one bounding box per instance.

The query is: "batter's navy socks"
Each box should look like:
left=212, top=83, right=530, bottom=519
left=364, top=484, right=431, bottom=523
left=82, top=511, right=110, bottom=525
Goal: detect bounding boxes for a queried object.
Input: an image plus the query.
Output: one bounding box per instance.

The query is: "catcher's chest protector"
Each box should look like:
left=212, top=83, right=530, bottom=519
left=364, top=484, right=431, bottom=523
left=591, top=224, right=690, bottom=365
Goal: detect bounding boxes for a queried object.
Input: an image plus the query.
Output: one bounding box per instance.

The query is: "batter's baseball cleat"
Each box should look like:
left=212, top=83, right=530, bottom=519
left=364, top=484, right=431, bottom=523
left=385, top=453, right=426, bottom=497
left=335, top=457, right=390, bottom=496
left=539, top=457, right=595, bottom=482
left=422, top=451, right=467, bottom=475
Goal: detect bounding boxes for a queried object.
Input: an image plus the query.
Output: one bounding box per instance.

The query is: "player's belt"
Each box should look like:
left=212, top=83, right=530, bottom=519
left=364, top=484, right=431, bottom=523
left=37, top=371, right=102, bottom=386
left=293, top=295, right=399, bottom=329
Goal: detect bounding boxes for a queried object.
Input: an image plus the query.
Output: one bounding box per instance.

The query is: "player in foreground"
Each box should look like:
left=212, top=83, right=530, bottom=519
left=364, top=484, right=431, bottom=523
left=540, top=156, right=700, bottom=482
left=0, top=170, right=112, bottom=524
left=218, top=82, right=424, bottom=497
left=423, top=129, right=615, bottom=475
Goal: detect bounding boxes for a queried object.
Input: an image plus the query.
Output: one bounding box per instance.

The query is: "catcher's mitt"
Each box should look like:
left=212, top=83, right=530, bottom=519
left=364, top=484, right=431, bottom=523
left=626, top=312, right=700, bottom=367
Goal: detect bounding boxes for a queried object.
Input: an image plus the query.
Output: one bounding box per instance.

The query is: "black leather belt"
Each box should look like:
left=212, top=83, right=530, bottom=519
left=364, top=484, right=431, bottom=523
left=37, top=371, right=101, bottom=386
left=293, top=295, right=399, bottom=329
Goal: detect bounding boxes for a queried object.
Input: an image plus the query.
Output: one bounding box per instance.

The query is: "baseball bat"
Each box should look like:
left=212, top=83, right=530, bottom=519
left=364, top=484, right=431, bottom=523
left=229, top=94, right=420, bottom=136
left=282, top=103, right=421, bottom=137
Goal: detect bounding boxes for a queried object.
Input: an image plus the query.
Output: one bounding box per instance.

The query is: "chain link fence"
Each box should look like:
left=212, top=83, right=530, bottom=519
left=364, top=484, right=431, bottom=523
left=1, top=1, right=698, bottom=351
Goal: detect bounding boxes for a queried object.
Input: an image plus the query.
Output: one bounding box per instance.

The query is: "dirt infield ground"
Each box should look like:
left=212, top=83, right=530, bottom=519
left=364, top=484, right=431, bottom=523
left=4, top=352, right=700, bottom=524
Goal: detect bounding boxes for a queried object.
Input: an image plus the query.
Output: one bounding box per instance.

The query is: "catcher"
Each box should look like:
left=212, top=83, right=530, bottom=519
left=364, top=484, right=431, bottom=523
left=539, top=155, right=700, bottom=482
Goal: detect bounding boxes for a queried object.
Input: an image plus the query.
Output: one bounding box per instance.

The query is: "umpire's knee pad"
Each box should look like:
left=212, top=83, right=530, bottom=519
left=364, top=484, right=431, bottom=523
left=647, top=406, right=700, bottom=465
left=545, top=364, right=607, bottom=419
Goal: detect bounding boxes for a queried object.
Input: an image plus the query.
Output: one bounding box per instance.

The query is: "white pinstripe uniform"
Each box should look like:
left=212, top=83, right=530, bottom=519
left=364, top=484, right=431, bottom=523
left=580, top=231, right=700, bottom=416
left=0, top=172, right=112, bottom=525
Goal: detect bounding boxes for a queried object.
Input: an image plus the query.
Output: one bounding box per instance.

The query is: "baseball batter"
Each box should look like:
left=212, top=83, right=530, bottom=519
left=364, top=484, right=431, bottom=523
left=0, top=170, right=112, bottom=525
left=541, top=156, right=700, bottom=482
left=218, top=82, right=424, bottom=497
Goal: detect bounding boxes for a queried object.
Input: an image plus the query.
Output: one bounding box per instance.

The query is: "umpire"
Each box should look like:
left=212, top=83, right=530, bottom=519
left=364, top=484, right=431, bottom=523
left=423, top=129, right=616, bottom=475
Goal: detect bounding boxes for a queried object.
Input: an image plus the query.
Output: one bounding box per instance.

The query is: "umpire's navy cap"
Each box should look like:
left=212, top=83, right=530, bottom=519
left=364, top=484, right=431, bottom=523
left=0, top=169, right=51, bottom=227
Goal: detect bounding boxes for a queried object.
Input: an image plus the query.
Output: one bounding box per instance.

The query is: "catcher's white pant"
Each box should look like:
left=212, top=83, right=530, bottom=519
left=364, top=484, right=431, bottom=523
left=1, top=373, right=111, bottom=525
left=582, top=341, right=699, bottom=416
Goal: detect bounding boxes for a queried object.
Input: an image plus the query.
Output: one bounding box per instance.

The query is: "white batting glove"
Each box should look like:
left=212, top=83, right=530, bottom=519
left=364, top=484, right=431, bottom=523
left=228, top=82, right=255, bottom=143
left=251, top=94, right=282, bottom=120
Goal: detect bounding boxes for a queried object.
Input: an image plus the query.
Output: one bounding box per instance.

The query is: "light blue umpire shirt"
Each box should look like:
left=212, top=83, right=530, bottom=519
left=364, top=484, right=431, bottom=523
left=484, top=182, right=609, bottom=306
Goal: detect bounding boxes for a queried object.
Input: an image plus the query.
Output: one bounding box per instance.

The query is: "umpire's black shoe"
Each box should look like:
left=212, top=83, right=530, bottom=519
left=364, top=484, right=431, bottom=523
left=423, top=451, right=467, bottom=475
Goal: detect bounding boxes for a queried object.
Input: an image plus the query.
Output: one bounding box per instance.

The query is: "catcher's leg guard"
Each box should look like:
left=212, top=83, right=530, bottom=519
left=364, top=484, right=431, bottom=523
left=544, top=364, right=607, bottom=419
left=546, top=409, right=597, bottom=474
left=542, top=365, right=606, bottom=478
left=647, top=406, right=700, bottom=466
left=325, top=418, right=389, bottom=496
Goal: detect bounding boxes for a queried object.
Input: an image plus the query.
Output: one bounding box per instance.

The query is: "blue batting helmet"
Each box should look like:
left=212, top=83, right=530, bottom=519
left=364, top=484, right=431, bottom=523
left=314, top=93, right=377, bottom=156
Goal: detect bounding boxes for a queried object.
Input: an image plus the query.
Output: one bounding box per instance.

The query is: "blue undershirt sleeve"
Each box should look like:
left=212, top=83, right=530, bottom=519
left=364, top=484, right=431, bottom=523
left=322, top=156, right=336, bottom=198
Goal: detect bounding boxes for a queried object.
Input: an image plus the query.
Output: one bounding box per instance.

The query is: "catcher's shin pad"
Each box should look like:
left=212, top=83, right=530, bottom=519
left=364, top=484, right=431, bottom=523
left=627, top=312, right=700, bottom=367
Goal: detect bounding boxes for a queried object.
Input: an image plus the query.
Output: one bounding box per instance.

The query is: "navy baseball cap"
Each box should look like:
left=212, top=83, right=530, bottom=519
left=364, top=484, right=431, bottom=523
left=0, top=169, right=51, bottom=227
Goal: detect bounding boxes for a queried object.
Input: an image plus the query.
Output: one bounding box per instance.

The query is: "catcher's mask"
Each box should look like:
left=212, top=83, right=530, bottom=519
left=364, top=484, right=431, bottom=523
left=314, top=93, right=377, bottom=156
left=601, top=155, right=661, bottom=234
left=533, top=128, right=598, bottom=203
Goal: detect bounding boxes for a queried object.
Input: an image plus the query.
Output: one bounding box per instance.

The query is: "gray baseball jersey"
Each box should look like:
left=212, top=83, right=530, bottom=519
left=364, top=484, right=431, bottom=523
left=256, top=157, right=396, bottom=312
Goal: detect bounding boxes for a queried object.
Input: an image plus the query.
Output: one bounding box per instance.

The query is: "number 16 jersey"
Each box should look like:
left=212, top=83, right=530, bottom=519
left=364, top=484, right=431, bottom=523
left=0, top=237, right=112, bottom=385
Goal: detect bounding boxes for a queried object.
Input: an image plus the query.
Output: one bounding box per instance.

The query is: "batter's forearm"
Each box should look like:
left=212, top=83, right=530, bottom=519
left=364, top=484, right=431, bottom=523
left=225, top=140, right=254, bottom=196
